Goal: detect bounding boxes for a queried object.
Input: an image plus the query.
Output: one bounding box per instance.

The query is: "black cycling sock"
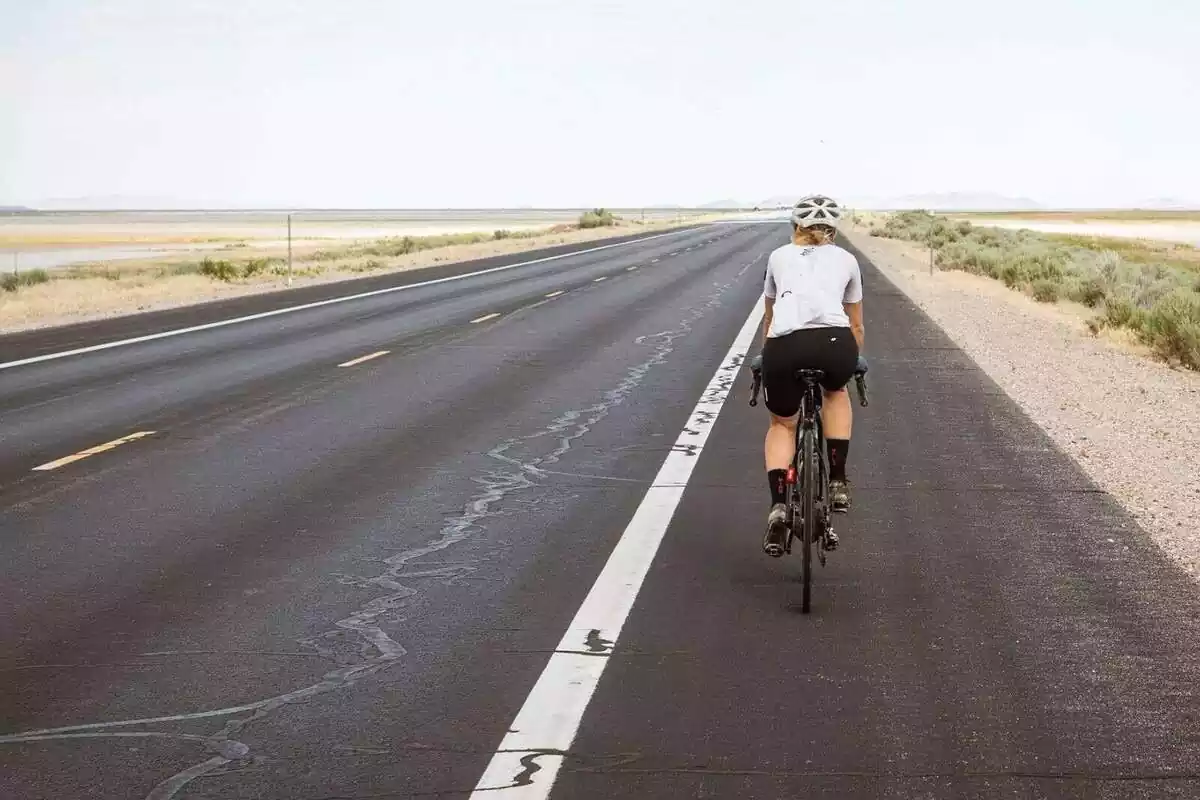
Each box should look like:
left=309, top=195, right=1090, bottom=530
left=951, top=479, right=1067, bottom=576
left=768, top=469, right=788, bottom=506
left=827, top=439, right=850, bottom=482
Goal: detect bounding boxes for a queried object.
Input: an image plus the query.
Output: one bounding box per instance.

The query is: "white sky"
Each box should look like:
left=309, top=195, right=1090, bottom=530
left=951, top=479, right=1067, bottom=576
left=2, top=0, right=1197, bottom=208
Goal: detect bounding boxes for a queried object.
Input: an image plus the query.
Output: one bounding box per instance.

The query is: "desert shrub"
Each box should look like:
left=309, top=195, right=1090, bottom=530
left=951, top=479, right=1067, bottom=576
left=579, top=208, right=617, bottom=228
left=1139, top=289, right=1200, bottom=368
left=1, top=269, right=51, bottom=292
left=199, top=258, right=240, bottom=281
left=1031, top=279, right=1060, bottom=302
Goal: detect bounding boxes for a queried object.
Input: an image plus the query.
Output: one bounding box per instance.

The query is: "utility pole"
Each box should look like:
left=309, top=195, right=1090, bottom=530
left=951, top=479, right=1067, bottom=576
left=928, top=216, right=935, bottom=275
left=287, top=213, right=293, bottom=286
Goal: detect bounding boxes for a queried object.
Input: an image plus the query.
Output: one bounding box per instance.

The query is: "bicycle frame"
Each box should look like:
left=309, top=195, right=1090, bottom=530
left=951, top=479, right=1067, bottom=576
left=784, top=372, right=831, bottom=563
left=749, top=357, right=869, bottom=614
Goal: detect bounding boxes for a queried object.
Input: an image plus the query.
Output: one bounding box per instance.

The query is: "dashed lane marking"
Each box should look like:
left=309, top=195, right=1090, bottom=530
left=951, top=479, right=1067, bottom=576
left=32, top=431, right=158, bottom=472
left=337, top=350, right=390, bottom=368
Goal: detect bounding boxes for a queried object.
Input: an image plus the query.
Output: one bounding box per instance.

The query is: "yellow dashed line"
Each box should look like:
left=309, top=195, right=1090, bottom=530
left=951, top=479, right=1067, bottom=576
left=33, top=431, right=157, bottom=472
left=471, top=312, right=501, bottom=324
left=338, top=350, right=390, bottom=368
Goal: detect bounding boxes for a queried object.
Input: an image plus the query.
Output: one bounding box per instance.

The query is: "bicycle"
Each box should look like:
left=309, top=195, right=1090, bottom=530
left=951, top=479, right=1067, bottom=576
left=749, top=358, right=868, bottom=614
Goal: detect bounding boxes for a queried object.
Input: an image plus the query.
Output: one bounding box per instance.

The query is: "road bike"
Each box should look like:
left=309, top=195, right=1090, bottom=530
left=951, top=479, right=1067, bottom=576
left=749, top=359, right=868, bottom=613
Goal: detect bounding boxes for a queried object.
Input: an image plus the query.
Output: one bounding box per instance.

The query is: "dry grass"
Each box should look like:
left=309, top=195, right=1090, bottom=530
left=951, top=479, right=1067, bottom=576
left=1040, top=232, right=1200, bottom=272
left=846, top=225, right=1162, bottom=362
left=0, top=214, right=723, bottom=333
left=860, top=211, right=1200, bottom=370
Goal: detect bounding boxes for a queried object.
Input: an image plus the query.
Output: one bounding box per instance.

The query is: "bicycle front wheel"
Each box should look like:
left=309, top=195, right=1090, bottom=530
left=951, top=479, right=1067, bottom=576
left=799, top=424, right=817, bottom=614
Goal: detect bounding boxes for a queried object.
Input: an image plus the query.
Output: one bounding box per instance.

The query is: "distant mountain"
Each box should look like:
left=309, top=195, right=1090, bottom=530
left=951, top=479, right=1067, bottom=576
left=758, top=195, right=805, bottom=208
left=0, top=205, right=33, bottom=212
left=699, top=198, right=749, bottom=209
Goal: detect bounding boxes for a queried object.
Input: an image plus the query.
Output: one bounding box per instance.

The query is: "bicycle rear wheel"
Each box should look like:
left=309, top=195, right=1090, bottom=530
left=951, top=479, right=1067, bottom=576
left=799, top=424, right=817, bottom=614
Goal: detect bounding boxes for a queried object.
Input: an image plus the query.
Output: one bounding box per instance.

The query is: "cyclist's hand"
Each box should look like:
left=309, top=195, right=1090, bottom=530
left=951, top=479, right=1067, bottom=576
left=749, top=354, right=763, bottom=374
left=855, top=355, right=869, bottom=374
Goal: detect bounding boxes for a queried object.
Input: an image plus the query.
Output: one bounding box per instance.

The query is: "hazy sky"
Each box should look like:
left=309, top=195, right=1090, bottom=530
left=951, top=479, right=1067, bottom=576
left=2, top=0, right=1196, bottom=208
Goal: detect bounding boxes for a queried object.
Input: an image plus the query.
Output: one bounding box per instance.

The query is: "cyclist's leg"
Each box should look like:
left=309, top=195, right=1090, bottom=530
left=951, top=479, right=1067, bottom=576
left=760, top=334, right=803, bottom=556
left=761, top=332, right=804, bottom=491
left=815, top=327, right=860, bottom=510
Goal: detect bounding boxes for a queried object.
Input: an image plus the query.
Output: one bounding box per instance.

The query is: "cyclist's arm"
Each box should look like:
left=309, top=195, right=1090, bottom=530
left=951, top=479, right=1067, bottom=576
left=762, top=296, right=775, bottom=347
left=844, top=300, right=864, bottom=351
left=761, top=254, right=777, bottom=347
left=843, top=253, right=865, bottom=350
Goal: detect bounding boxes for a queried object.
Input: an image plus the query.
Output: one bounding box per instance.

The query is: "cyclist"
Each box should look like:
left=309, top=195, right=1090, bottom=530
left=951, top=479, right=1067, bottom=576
left=752, top=195, right=865, bottom=557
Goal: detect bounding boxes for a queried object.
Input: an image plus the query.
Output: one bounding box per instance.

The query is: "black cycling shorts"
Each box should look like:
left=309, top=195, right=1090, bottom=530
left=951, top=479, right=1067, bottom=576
left=761, top=326, right=859, bottom=418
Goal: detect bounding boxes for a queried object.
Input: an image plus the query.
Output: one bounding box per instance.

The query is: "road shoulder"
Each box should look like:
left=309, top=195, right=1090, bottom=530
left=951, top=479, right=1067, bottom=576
left=844, top=228, right=1200, bottom=586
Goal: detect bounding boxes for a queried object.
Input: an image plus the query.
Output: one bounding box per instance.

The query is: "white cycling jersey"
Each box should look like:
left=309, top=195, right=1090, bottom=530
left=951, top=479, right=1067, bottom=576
left=762, top=242, right=863, bottom=337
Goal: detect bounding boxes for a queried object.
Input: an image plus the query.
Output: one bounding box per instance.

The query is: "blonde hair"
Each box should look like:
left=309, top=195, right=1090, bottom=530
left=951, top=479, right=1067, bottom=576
left=792, top=224, right=835, bottom=246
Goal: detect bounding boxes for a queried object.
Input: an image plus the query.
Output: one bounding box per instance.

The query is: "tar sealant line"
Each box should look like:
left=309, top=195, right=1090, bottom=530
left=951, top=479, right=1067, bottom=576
left=468, top=299, right=764, bottom=797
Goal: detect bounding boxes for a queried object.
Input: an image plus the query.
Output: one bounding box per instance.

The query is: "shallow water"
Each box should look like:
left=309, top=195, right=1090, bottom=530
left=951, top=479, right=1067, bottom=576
left=1, top=243, right=231, bottom=271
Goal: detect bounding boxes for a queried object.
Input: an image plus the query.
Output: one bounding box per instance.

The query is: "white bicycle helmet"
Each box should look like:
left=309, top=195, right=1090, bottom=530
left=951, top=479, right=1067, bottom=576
left=790, top=194, right=843, bottom=229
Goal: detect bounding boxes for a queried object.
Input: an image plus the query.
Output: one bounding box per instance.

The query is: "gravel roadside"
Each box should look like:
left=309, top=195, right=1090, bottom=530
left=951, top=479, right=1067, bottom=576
left=846, top=226, right=1200, bottom=585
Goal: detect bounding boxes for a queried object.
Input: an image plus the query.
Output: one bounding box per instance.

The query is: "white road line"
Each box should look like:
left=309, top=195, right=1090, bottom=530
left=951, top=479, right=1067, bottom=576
left=592, top=276, right=607, bottom=282
left=544, top=290, right=565, bottom=298
left=468, top=300, right=763, bottom=798
left=470, top=312, right=501, bottom=324
left=625, top=266, right=638, bottom=271
left=337, top=349, right=389, bottom=368
left=0, top=228, right=706, bottom=372
left=651, top=258, right=660, bottom=264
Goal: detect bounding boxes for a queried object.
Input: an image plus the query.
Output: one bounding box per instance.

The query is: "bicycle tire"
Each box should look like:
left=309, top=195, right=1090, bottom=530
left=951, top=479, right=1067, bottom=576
left=814, top=407, right=829, bottom=560
left=799, top=423, right=816, bottom=614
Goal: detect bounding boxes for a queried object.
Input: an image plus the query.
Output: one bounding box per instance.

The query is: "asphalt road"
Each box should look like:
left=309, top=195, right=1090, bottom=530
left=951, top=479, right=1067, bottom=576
left=3, top=222, right=1200, bottom=799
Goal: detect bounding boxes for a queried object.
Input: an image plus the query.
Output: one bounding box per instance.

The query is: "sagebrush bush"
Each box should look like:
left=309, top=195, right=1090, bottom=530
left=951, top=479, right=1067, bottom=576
left=579, top=208, right=617, bottom=229
left=1, top=269, right=51, bottom=292
left=199, top=258, right=240, bottom=281
left=1031, top=279, right=1060, bottom=302
left=197, top=256, right=283, bottom=281
left=1141, top=289, right=1200, bottom=369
